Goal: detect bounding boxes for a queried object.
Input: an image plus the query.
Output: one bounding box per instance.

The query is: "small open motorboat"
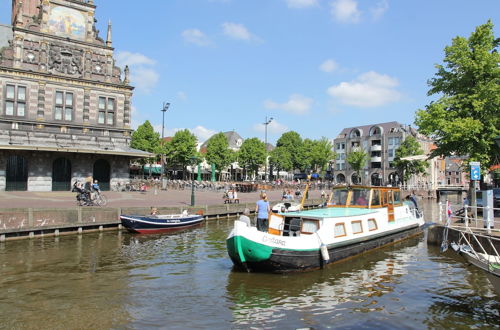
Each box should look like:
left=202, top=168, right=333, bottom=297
left=451, top=241, right=500, bottom=294
left=120, top=212, right=204, bottom=234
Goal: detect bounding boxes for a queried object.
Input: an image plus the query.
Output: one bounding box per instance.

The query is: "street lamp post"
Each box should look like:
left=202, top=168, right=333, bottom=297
left=190, top=156, right=198, bottom=206
left=263, top=116, right=273, bottom=182
left=160, top=102, right=170, bottom=187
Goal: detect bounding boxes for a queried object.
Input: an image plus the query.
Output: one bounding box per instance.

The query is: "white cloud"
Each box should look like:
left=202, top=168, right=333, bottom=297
left=327, top=71, right=401, bottom=107
left=253, top=120, right=288, bottom=135
left=191, top=126, right=218, bottom=143
left=371, top=0, right=389, bottom=20
left=130, top=67, right=159, bottom=93
left=330, top=0, right=361, bottom=23
left=177, top=91, right=188, bottom=101
left=319, top=59, right=338, bottom=73
left=182, top=28, right=212, bottom=47
left=264, top=94, right=314, bottom=115
left=222, top=22, right=260, bottom=42
left=154, top=125, right=217, bottom=143
left=116, top=51, right=159, bottom=93
left=115, top=51, right=156, bottom=66
left=286, top=0, right=319, bottom=9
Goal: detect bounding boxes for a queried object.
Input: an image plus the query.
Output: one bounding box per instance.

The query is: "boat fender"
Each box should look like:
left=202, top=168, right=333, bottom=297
left=320, top=243, right=330, bottom=261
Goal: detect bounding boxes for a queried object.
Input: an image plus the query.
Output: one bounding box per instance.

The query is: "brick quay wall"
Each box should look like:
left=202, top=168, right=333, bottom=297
left=0, top=188, right=324, bottom=241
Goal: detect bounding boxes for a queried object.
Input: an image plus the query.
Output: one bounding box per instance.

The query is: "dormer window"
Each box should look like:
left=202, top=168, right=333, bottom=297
left=350, top=128, right=361, bottom=139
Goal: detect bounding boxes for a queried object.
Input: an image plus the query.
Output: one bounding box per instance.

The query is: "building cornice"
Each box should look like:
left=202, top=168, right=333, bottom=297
left=13, top=27, right=112, bottom=51
left=0, top=67, right=134, bottom=92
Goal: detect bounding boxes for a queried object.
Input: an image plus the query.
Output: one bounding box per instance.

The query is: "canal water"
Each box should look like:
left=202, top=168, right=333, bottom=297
left=0, top=200, right=498, bottom=329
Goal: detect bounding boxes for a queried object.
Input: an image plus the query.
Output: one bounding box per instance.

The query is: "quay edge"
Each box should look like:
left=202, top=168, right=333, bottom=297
left=0, top=200, right=323, bottom=241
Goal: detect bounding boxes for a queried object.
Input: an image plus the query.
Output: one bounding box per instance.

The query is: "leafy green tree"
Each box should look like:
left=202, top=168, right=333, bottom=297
left=347, top=149, right=368, bottom=184
left=237, top=138, right=266, bottom=178
left=164, top=129, right=198, bottom=180
left=415, top=20, right=500, bottom=170
left=269, top=146, right=293, bottom=177
left=276, top=131, right=307, bottom=171
left=131, top=120, right=160, bottom=153
left=131, top=120, right=160, bottom=175
left=205, top=132, right=234, bottom=180
left=392, top=136, right=428, bottom=184
left=305, top=137, right=336, bottom=174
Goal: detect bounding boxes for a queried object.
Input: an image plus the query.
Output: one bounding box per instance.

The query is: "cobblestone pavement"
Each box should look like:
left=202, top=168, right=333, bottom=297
left=0, top=189, right=321, bottom=209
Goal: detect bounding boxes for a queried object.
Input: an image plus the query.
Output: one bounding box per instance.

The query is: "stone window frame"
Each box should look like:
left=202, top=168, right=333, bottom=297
left=4, top=84, right=27, bottom=118
left=54, top=90, right=74, bottom=122
left=98, top=96, right=116, bottom=126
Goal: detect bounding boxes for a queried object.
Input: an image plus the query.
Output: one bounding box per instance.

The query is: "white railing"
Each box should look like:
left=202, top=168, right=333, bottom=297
left=438, top=200, right=500, bottom=235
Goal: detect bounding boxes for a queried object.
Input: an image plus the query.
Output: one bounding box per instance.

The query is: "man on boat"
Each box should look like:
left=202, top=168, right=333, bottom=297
left=256, top=193, right=270, bottom=232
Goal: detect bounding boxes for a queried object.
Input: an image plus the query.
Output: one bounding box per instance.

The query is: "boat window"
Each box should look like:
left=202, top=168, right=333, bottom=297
left=331, top=189, right=349, bottom=206
left=387, top=191, right=394, bottom=205
left=352, top=189, right=370, bottom=206
left=351, top=220, right=363, bottom=234
left=368, top=218, right=378, bottom=231
left=334, top=223, right=347, bottom=237
left=302, top=219, right=320, bottom=234
left=393, top=191, right=401, bottom=204
left=371, top=190, right=381, bottom=206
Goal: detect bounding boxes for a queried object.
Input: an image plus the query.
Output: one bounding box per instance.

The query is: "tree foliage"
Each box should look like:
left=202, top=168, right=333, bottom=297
left=276, top=131, right=308, bottom=171
left=269, top=146, right=293, bottom=173
left=415, top=20, right=500, bottom=169
left=205, top=132, right=234, bottom=179
left=304, top=137, right=336, bottom=173
left=131, top=120, right=160, bottom=154
left=347, top=149, right=368, bottom=183
left=164, top=129, right=198, bottom=179
left=130, top=120, right=160, bottom=170
left=392, top=136, right=428, bottom=184
left=237, top=138, right=266, bottom=177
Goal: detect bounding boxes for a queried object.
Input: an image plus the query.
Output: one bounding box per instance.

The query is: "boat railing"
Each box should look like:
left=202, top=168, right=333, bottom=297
left=438, top=201, right=500, bottom=235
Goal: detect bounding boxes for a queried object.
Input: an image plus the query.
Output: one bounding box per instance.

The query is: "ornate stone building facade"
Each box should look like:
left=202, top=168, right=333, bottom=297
left=0, top=0, right=149, bottom=191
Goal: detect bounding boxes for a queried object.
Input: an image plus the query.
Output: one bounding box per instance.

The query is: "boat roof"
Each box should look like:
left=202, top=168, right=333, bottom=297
left=285, top=207, right=378, bottom=218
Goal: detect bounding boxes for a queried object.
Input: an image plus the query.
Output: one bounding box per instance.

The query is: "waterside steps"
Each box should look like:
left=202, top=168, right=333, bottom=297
left=0, top=200, right=323, bottom=241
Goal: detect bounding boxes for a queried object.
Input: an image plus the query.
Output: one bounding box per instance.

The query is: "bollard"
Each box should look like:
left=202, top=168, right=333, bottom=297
left=438, top=202, right=442, bottom=224
left=54, top=229, right=60, bottom=237
left=0, top=234, right=5, bottom=242
left=29, top=232, right=34, bottom=239
left=78, top=227, right=83, bottom=235
left=99, top=225, right=103, bottom=232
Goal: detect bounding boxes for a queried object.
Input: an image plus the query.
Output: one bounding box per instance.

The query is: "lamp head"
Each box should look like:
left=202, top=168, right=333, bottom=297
left=162, top=102, right=170, bottom=112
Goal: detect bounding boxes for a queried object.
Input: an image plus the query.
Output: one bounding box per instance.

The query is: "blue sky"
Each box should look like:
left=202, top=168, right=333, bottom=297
left=1, top=0, right=499, bottom=144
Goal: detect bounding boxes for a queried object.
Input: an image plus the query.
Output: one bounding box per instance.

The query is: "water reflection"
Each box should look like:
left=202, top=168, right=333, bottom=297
left=0, top=201, right=497, bottom=329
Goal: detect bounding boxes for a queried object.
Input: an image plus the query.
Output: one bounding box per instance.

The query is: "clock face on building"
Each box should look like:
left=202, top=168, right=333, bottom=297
left=236, top=138, right=242, bottom=147
left=47, top=6, right=86, bottom=40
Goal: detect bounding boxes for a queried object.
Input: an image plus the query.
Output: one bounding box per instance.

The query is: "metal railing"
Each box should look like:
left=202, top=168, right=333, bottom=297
left=438, top=200, right=499, bottom=235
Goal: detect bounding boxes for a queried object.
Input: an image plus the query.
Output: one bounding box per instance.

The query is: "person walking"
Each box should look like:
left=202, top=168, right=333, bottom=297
left=256, top=192, right=270, bottom=232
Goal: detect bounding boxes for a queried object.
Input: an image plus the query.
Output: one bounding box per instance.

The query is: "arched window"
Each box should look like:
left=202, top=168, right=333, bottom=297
left=369, top=126, right=382, bottom=136
left=52, top=157, right=72, bottom=191
left=351, top=173, right=360, bottom=184
left=371, top=172, right=381, bottom=186
left=349, top=128, right=361, bottom=139
left=336, top=173, right=346, bottom=184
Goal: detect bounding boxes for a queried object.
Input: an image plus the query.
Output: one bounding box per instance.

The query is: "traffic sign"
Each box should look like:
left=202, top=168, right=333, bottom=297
left=470, top=164, right=480, bottom=181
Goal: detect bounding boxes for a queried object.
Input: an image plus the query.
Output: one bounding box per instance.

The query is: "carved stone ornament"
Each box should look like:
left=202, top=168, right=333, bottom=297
left=48, top=43, right=84, bottom=76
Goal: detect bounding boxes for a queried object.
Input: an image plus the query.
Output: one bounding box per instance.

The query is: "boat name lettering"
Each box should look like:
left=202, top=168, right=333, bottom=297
left=262, top=236, right=286, bottom=246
